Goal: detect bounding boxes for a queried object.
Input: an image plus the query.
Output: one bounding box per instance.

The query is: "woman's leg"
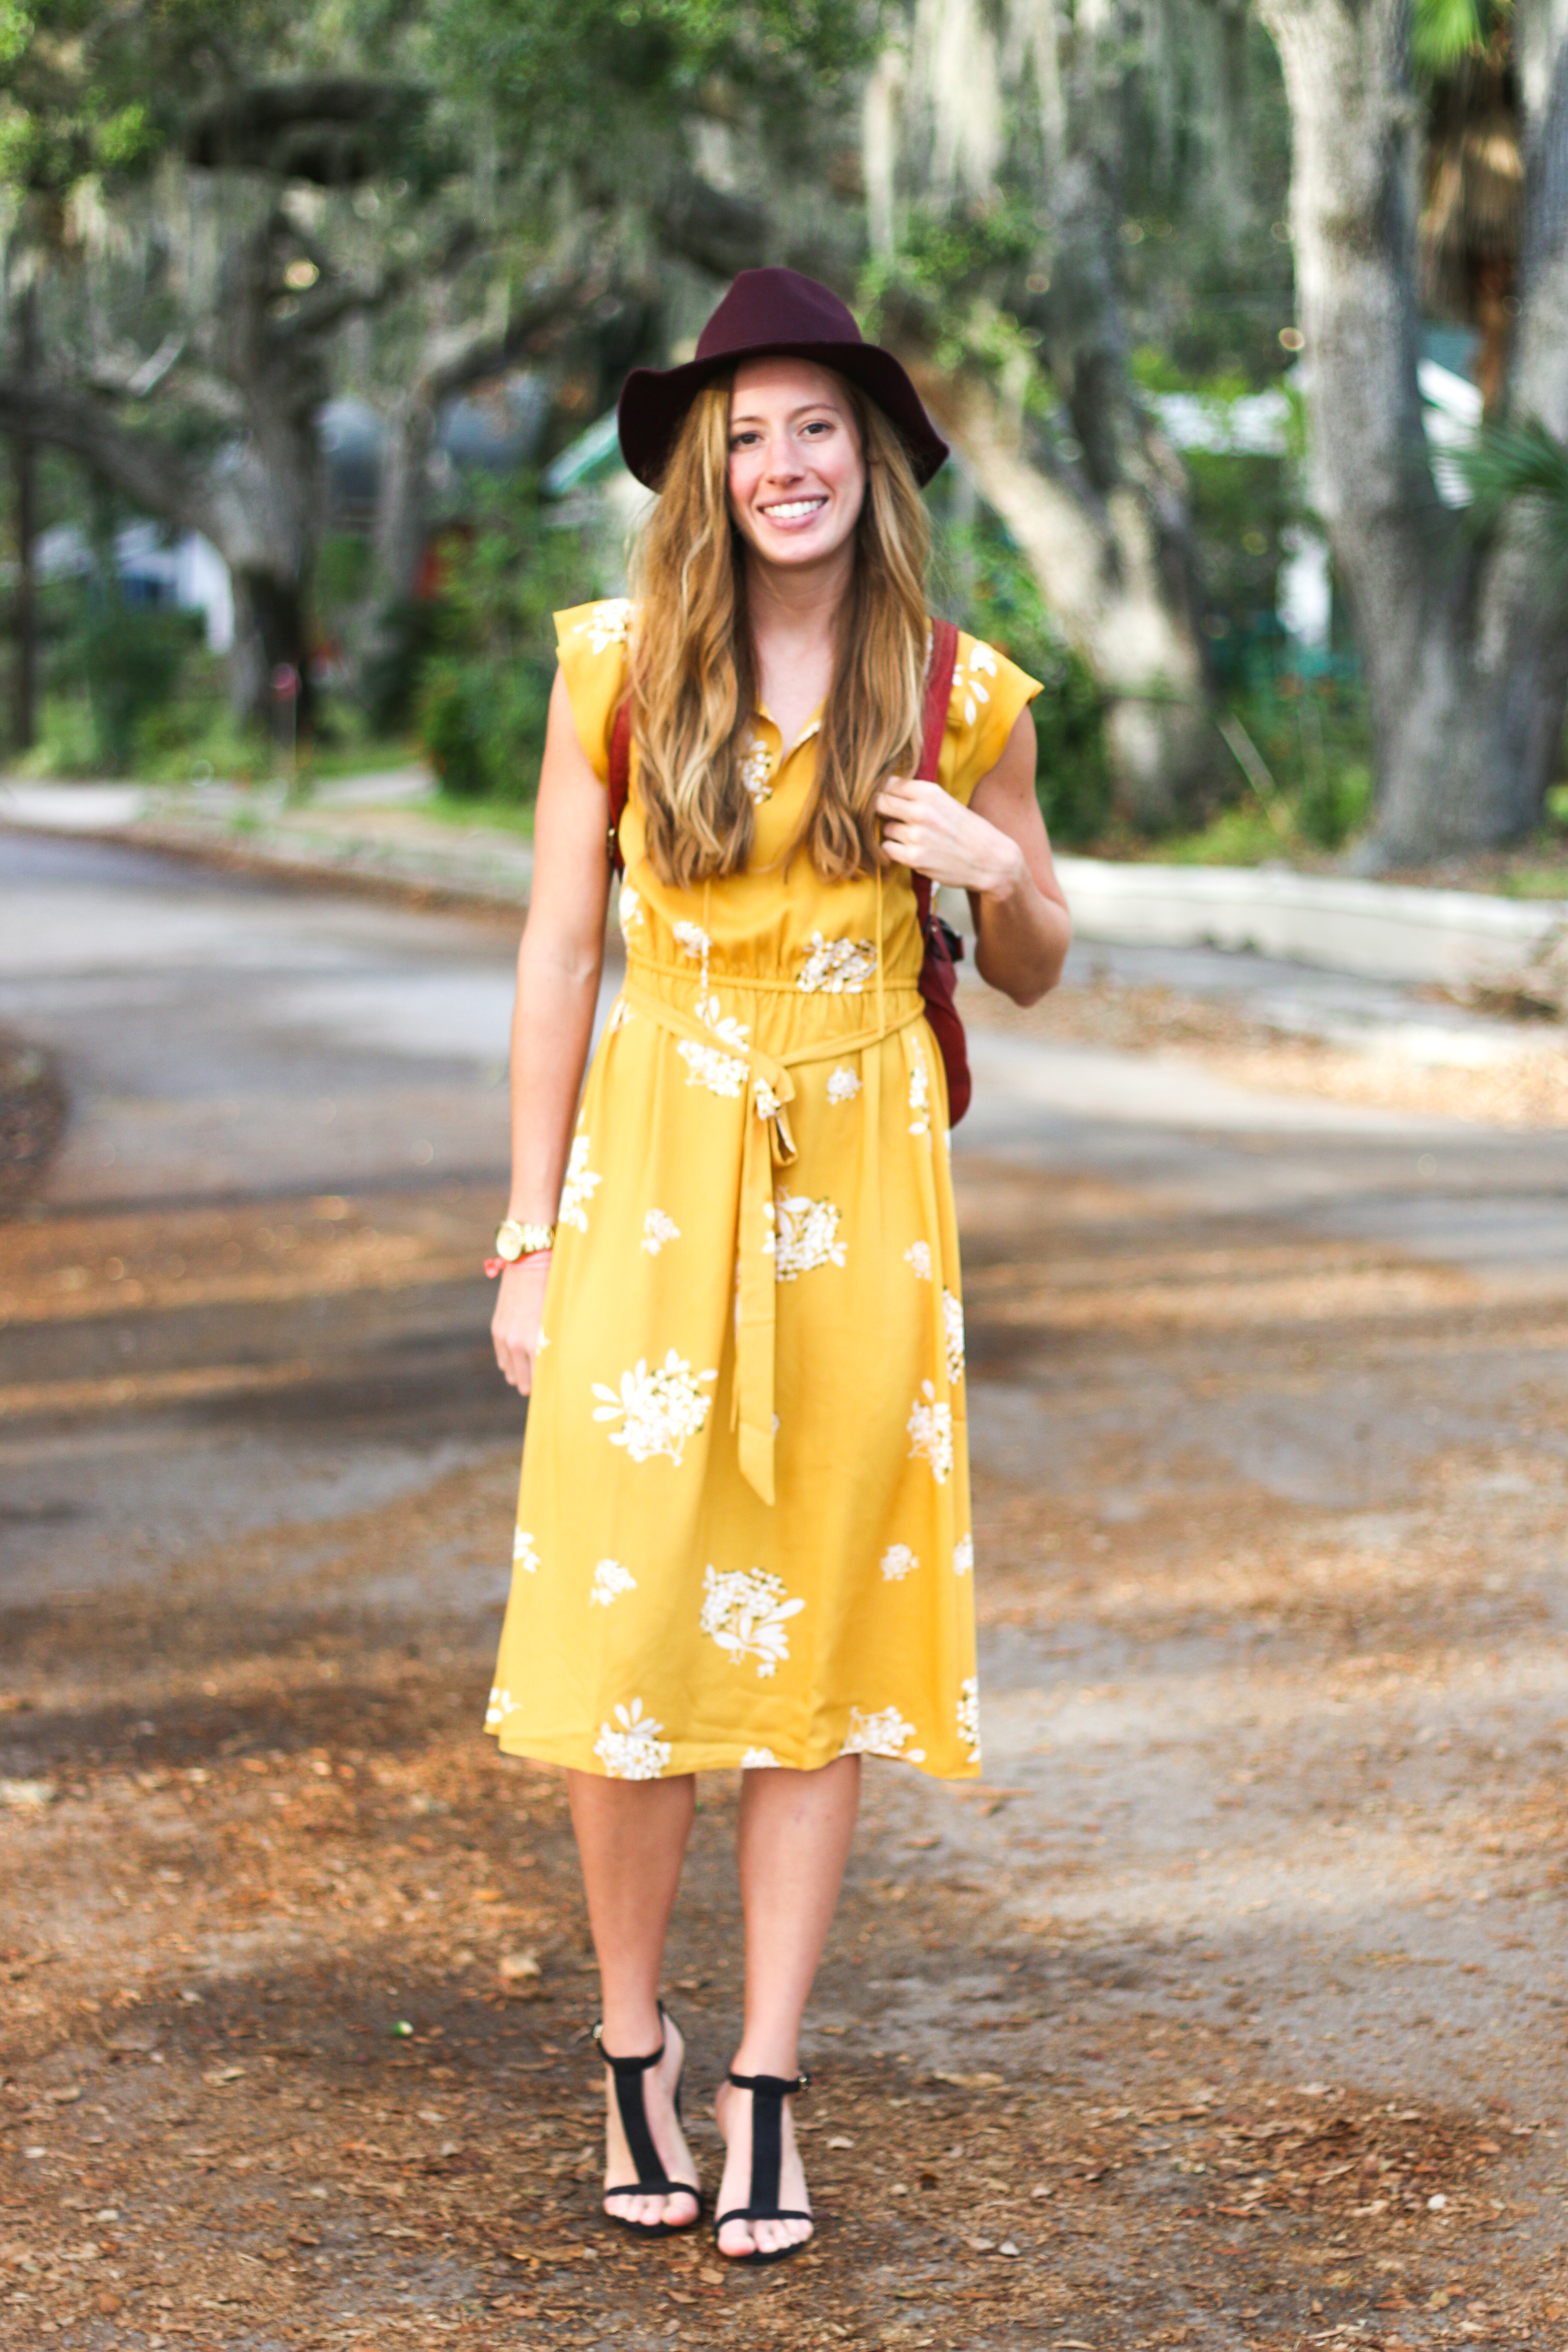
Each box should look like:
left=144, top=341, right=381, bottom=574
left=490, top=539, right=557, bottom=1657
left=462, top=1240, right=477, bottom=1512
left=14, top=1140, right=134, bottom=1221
left=567, top=1769, right=701, bottom=2229
left=715, top=1754, right=861, bottom=2258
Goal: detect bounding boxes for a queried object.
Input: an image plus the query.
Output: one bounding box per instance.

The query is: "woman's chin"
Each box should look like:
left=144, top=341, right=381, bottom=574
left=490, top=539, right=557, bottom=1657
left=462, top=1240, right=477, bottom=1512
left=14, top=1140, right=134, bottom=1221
left=747, top=524, right=851, bottom=571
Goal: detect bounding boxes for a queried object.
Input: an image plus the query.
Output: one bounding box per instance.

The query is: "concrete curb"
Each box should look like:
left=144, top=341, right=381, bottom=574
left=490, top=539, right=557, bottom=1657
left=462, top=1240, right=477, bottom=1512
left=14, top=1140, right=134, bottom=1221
left=1055, top=857, right=1566, bottom=986
left=3, top=778, right=1564, bottom=988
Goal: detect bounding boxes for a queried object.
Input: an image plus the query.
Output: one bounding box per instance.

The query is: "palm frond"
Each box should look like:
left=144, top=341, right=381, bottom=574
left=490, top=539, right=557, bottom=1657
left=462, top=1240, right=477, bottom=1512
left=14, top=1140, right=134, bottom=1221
left=1458, top=416, right=1568, bottom=573
left=1413, top=0, right=1494, bottom=73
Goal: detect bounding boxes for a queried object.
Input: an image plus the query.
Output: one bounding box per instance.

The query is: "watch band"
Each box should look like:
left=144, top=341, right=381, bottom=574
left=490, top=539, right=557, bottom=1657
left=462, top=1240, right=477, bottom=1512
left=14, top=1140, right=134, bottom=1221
left=494, top=1218, right=556, bottom=1262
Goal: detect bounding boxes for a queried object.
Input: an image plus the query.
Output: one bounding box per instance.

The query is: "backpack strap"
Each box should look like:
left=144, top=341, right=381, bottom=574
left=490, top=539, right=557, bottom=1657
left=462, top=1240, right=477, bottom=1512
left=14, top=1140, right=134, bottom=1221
left=911, top=618, right=961, bottom=942
left=607, top=695, right=632, bottom=876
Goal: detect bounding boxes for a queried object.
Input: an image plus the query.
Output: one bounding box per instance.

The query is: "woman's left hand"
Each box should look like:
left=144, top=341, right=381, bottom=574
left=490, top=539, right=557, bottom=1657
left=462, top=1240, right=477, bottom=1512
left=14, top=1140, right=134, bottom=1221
left=874, top=776, right=1027, bottom=897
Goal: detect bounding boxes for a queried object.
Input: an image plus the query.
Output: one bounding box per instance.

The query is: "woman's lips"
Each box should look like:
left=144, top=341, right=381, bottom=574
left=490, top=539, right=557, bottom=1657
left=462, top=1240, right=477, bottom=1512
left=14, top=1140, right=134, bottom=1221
left=757, top=496, right=828, bottom=531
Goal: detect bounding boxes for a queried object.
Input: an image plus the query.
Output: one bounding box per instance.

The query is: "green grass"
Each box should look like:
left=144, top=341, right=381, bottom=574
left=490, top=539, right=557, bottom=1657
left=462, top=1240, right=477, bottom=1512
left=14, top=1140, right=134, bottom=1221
left=421, top=791, right=536, bottom=839
left=1496, top=865, right=1568, bottom=900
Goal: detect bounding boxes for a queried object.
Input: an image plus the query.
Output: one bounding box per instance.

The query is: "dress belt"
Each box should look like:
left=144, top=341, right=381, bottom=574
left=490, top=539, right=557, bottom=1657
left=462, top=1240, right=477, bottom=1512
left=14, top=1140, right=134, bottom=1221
left=621, top=968, right=926, bottom=1505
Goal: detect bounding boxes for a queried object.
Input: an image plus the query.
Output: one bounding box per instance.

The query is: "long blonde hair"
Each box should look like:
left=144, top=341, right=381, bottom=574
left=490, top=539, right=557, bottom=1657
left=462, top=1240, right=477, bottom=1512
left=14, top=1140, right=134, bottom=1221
left=626, top=369, right=931, bottom=888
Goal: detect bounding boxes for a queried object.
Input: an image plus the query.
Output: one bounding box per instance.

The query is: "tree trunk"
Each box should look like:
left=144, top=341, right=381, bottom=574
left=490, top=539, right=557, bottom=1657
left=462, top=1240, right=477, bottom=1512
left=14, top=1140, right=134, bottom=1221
left=230, top=567, right=316, bottom=738
left=1259, top=0, right=1568, bottom=862
left=10, top=281, right=36, bottom=754
left=915, top=361, right=1214, bottom=829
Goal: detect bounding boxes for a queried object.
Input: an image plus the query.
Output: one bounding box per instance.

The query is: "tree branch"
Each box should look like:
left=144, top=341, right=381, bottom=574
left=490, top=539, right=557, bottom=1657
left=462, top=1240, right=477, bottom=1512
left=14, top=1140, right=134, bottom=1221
left=413, top=270, right=603, bottom=405
left=0, top=378, right=215, bottom=542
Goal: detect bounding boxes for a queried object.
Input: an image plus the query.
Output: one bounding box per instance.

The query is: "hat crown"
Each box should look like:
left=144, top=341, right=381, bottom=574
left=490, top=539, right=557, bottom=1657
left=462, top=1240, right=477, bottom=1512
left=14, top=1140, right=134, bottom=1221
left=694, top=267, right=864, bottom=365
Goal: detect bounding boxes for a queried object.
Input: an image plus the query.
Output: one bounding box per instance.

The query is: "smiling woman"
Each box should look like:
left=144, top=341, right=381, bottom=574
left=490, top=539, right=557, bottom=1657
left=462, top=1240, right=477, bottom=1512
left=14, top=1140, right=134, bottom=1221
left=481, top=266, right=1072, bottom=2268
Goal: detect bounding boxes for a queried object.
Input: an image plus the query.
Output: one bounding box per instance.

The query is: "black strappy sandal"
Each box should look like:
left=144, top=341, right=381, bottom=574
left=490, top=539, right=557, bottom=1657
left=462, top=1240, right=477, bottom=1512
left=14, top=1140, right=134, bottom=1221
left=714, top=2067, right=812, bottom=2264
left=593, top=2006, right=702, bottom=2238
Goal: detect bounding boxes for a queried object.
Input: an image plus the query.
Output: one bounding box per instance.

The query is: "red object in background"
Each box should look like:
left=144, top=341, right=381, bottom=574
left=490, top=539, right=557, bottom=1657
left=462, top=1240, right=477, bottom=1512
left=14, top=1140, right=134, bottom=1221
left=271, top=663, right=300, bottom=701
left=415, top=522, right=476, bottom=603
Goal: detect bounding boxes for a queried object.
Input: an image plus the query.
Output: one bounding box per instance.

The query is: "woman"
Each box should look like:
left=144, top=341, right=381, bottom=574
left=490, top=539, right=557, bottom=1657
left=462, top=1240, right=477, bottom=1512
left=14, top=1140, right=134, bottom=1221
left=486, top=267, right=1071, bottom=2264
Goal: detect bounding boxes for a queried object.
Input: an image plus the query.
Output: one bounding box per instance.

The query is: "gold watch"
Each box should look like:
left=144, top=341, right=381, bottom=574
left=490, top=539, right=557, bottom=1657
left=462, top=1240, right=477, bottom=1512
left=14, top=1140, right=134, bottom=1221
left=494, top=1218, right=556, bottom=1263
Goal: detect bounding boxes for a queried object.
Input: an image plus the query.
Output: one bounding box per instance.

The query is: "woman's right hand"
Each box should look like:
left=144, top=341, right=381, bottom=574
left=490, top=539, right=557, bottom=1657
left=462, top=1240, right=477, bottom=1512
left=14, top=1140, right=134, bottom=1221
left=491, top=1258, right=552, bottom=1394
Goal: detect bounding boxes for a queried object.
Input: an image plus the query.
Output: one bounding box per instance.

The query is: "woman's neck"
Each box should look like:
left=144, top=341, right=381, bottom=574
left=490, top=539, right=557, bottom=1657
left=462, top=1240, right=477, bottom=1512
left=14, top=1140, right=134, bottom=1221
left=743, top=542, right=853, bottom=750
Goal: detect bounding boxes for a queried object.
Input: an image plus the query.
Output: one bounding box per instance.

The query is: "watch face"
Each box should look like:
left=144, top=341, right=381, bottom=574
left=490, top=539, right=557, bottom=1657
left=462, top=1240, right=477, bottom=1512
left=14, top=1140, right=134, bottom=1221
left=496, top=1224, right=524, bottom=1261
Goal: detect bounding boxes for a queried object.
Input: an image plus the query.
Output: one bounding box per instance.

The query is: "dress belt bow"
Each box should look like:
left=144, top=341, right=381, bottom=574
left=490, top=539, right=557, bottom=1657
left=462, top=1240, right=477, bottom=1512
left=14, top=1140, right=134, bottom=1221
left=621, top=971, right=925, bottom=1504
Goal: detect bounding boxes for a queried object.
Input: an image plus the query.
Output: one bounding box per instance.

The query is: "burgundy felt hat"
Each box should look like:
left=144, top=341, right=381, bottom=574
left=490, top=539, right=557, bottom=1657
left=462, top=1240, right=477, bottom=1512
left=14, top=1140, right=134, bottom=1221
left=616, top=266, right=949, bottom=490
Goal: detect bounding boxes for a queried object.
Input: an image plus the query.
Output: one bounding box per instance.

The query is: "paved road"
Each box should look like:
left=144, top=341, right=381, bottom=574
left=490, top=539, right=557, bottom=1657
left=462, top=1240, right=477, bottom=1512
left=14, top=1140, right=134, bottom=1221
left=3, top=830, right=1566, bottom=2347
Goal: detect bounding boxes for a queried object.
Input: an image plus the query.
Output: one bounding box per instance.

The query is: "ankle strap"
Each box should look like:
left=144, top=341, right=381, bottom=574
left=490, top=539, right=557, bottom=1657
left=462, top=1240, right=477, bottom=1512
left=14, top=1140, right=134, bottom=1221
left=593, top=2006, right=667, bottom=2076
left=726, top=2068, right=808, bottom=2096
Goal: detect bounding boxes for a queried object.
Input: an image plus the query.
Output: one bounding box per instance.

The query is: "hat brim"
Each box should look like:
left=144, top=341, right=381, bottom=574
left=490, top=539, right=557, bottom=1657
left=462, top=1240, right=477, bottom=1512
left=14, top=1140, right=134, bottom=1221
left=616, top=339, right=949, bottom=491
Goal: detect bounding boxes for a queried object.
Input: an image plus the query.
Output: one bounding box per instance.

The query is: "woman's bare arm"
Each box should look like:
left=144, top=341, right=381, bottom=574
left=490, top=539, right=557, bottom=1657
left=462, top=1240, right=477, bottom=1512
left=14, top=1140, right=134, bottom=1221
left=491, top=664, right=612, bottom=1394
left=874, top=707, right=1072, bottom=1006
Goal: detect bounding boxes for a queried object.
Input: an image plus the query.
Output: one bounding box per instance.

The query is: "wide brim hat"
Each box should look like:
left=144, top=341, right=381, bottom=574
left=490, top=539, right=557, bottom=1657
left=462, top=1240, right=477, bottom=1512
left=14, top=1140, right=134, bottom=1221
left=616, top=266, right=949, bottom=491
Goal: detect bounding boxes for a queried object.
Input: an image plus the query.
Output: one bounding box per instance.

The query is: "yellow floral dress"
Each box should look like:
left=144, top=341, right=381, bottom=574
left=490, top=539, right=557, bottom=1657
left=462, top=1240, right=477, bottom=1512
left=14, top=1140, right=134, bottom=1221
left=485, top=599, right=1041, bottom=1782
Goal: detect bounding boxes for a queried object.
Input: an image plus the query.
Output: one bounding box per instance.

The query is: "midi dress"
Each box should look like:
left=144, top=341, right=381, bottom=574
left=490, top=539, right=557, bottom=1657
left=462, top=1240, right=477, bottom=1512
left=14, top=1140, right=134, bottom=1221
left=485, top=598, right=1042, bottom=1782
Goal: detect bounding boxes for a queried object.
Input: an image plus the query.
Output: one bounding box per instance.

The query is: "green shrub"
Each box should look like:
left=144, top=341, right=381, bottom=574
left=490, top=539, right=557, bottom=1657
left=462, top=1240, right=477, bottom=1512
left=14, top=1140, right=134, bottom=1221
left=77, top=597, right=205, bottom=775
left=413, top=474, right=596, bottom=802
left=930, top=501, right=1112, bottom=847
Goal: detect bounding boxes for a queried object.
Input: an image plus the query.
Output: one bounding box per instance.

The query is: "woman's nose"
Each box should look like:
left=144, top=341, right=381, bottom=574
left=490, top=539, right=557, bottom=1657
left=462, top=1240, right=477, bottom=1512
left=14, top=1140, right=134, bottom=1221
left=763, top=436, right=804, bottom=482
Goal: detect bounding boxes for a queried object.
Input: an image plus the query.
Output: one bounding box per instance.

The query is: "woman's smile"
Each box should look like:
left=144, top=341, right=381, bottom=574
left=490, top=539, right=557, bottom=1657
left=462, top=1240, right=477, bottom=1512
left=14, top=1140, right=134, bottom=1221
left=756, top=493, right=830, bottom=530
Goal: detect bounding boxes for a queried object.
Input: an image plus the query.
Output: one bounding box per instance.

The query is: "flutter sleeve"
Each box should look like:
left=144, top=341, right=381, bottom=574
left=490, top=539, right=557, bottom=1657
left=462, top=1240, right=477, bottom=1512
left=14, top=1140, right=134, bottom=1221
left=552, top=598, right=635, bottom=784
left=936, top=631, right=1043, bottom=806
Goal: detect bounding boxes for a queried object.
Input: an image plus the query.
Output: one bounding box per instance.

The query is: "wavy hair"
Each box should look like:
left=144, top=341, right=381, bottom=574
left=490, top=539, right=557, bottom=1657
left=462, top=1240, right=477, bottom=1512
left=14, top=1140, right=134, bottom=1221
left=625, top=369, right=931, bottom=888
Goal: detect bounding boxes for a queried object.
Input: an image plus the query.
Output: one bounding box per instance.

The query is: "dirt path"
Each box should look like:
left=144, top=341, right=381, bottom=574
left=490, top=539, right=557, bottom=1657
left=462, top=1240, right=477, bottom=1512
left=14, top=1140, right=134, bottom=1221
left=2, top=832, right=1566, bottom=2350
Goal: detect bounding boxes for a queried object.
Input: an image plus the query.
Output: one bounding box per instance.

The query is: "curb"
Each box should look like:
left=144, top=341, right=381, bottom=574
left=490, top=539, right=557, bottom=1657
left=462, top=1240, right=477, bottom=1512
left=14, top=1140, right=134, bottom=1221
left=1054, top=858, right=1565, bottom=986
left=3, top=779, right=1564, bottom=990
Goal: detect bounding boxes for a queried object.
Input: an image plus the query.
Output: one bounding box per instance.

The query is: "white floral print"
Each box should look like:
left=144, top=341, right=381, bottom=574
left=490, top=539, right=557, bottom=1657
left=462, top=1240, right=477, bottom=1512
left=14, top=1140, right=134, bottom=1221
left=957, top=1675, right=981, bottom=1765
left=826, top=1066, right=862, bottom=1105
left=590, top=1558, right=637, bottom=1607
left=908, top=1049, right=931, bottom=1137
left=880, top=1543, right=918, bottom=1581
left=951, top=637, right=999, bottom=727
left=772, top=1190, right=846, bottom=1280
left=699, top=1565, right=805, bottom=1677
left=673, top=919, right=711, bottom=962
left=592, top=1350, right=717, bottom=1466
left=677, top=1038, right=748, bottom=1097
left=739, top=732, right=774, bottom=804
left=797, top=931, right=878, bottom=994
left=618, top=883, right=643, bottom=935
left=594, top=1699, right=671, bottom=1779
left=942, top=1287, right=965, bottom=1387
left=513, top=1529, right=540, bottom=1575
left=741, top=1747, right=780, bottom=1769
left=582, top=597, right=633, bottom=655
left=841, top=1704, right=926, bottom=1763
left=907, top=1381, right=954, bottom=1483
left=953, top=1531, right=974, bottom=1577
left=641, top=1208, right=680, bottom=1255
left=606, top=995, right=632, bottom=1035
left=485, top=1686, right=518, bottom=1728
left=695, top=991, right=751, bottom=1052
left=558, top=1134, right=602, bottom=1232
left=904, top=1240, right=933, bottom=1282
left=753, top=1075, right=784, bottom=1121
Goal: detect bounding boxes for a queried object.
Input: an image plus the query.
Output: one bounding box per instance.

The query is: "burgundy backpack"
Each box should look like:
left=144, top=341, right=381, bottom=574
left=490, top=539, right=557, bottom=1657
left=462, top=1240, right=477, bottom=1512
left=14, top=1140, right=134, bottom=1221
left=606, top=617, right=970, bottom=1123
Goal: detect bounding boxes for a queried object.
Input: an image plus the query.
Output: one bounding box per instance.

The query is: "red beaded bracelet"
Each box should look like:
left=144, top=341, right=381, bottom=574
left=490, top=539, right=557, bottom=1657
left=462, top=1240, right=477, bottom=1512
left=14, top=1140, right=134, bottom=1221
left=484, top=1250, right=553, bottom=1279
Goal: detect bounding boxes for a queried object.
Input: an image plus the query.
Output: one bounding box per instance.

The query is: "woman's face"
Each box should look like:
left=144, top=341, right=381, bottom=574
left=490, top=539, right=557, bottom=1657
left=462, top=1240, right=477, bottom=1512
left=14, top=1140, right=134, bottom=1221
left=726, top=359, right=866, bottom=572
